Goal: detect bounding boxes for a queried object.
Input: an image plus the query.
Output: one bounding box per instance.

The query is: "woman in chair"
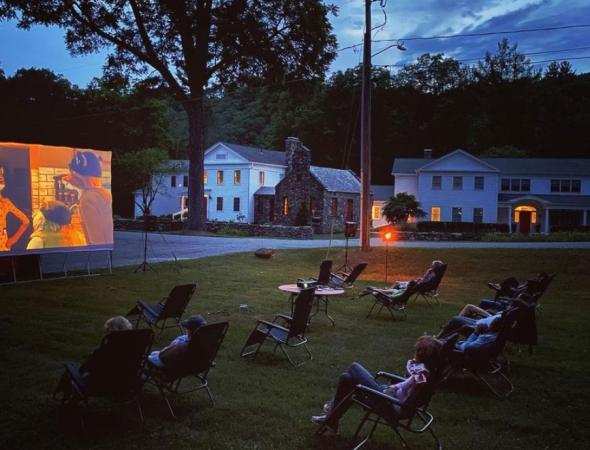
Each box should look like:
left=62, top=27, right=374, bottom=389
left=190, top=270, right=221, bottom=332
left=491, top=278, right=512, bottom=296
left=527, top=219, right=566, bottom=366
left=311, top=335, right=442, bottom=437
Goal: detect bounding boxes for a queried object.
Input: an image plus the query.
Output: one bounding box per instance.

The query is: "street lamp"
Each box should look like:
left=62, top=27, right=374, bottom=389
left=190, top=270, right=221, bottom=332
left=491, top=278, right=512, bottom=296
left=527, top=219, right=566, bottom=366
left=383, top=230, right=394, bottom=283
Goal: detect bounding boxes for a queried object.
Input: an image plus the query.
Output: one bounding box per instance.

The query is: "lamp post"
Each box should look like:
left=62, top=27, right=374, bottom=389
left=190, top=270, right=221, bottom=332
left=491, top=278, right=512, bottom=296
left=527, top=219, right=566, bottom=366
left=383, top=230, right=393, bottom=283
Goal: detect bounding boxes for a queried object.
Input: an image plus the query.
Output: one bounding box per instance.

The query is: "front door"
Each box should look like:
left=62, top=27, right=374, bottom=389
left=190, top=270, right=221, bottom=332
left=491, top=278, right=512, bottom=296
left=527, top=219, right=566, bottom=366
left=520, top=211, right=532, bottom=234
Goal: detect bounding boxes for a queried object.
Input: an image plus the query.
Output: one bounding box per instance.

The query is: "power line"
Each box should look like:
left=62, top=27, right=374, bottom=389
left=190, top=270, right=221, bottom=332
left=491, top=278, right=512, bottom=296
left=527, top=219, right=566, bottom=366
left=339, top=23, right=590, bottom=52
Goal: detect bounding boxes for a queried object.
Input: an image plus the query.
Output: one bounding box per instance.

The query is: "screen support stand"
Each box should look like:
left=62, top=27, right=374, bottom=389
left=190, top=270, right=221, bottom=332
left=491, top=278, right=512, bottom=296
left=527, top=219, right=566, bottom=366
left=107, top=250, right=113, bottom=275
left=134, top=230, right=154, bottom=273
left=11, top=257, right=17, bottom=283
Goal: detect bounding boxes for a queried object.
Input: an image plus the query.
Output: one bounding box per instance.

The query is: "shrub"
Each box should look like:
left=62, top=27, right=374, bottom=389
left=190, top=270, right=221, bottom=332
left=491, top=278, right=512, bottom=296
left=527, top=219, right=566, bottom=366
left=479, top=232, right=590, bottom=242
left=417, top=221, right=509, bottom=233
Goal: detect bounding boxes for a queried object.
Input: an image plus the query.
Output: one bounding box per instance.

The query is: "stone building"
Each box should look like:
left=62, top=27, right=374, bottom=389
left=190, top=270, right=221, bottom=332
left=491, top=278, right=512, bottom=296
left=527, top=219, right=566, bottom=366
left=261, top=137, right=361, bottom=234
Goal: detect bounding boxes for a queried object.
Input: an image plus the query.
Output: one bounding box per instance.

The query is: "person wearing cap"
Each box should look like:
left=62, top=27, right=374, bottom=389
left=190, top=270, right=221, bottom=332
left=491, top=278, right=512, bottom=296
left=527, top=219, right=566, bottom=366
left=0, top=165, right=30, bottom=251
left=26, top=200, right=85, bottom=249
left=147, top=315, right=208, bottom=368
left=63, top=150, right=113, bottom=246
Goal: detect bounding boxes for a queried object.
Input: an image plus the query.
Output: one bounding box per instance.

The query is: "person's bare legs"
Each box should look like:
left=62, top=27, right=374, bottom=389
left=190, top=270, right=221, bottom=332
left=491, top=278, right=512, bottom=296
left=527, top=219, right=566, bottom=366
left=459, top=304, right=491, bottom=318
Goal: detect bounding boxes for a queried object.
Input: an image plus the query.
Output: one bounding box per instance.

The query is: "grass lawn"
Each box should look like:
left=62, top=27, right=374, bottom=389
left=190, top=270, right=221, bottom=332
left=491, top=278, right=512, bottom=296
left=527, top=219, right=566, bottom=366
left=1, top=248, right=589, bottom=449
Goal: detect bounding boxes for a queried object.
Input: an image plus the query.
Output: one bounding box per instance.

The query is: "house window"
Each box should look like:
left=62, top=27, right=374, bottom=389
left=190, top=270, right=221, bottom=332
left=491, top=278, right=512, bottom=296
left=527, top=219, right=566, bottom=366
left=204, top=171, right=208, bottom=184
left=474, top=176, right=484, bottom=190
left=452, top=207, right=462, bottom=222
left=233, top=197, right=240, bottom=212
left=572, top=180, right=581, bottom=193
left=345, top=199, right=354, bottom=221
left=259, top=171, right=265, bottom=185
left=234, top=170, right=241, bottom=185
left=561, top=179, right=571, bottom=192
left=170, top=175, right=176, bottom=187
left=310, top=197, right=317, bottom=216
left=431, top=207, right=441, bottom=222
left=473, top=208, right=484, bottom=223
left=216, top=197, right=223, bottom=211
left=432, top=176, right=442, bottom=190
left=331, top=198, right=338, bottom=215
left=551, top=179, right=581, bottom=192
left=282, top=197, right=289, bottom=215
left=503, top=178, right=530, bottom=192
left=453, top=176, right=463, bottom=190
left=501, top=178, right=510, bottom=191
left=215, top=153, right=227, bottom=160
left=216, top=170, right=224, bottom=184
left=372, top=205, right=381, bottom=220
left=183, top=175, right=188, bottom=187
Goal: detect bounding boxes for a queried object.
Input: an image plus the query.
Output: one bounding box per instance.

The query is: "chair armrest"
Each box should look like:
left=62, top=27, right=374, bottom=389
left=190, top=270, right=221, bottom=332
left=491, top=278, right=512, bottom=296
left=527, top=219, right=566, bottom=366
left=274, top=314, right=293, bottom=323
left=355, top=384, right=407, bottom=408
left=257, top=319, right=290, bottom=333
left=375, top=371, right=406, bottom=384
left=487, top=282, right=502, bottom=292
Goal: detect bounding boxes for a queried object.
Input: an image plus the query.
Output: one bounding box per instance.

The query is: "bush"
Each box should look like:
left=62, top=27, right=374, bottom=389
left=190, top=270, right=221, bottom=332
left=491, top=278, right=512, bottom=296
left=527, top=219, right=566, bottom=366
left=479, top=232, right=590, bottom=242
left=417, top=221, right=509, bottom=233
left=216, top=226, right=249, bottom=237
left=550, top=225, right=590, bottom=233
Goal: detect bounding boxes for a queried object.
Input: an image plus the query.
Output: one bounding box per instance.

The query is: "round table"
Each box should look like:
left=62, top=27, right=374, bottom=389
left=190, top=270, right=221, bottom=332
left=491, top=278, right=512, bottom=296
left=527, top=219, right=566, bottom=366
left=278, top=284, right=345, bottom=326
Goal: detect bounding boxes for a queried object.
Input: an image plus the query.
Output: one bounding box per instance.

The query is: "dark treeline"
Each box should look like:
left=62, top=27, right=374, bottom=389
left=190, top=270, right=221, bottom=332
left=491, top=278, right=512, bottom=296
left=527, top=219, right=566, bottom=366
left=0, top=40, right=589, bottom=214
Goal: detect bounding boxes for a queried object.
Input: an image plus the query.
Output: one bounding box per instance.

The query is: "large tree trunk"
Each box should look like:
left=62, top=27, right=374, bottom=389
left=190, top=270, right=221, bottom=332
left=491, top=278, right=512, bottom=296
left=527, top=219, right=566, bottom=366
left=185, top=92, right=206, bottom=230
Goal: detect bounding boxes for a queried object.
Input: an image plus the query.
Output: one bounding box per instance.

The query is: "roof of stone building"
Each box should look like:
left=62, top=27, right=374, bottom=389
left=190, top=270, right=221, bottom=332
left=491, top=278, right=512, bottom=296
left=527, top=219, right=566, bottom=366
left=254, top=186, right=276, bottom=196
left=310, top=166, right=361, bottom=194
left=392, top=155, right=590, bottom=176
left=370, top=184, right=394, bottom=201
left=498, top=193, right=590, bottom=207
left=159, top=160, right=190, bottom=172
left=222, top=143, right=286, bottom=166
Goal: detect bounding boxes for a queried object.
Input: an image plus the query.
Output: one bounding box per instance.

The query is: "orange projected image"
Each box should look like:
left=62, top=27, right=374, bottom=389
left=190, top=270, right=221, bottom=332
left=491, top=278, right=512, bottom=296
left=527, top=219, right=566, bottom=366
left=0, top=143, right=113, bottom=256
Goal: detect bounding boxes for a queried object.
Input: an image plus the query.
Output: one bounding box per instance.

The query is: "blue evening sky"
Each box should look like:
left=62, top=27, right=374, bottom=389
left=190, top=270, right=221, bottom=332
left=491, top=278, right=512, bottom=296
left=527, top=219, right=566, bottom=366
left=1, top=0, right=589, bottom=87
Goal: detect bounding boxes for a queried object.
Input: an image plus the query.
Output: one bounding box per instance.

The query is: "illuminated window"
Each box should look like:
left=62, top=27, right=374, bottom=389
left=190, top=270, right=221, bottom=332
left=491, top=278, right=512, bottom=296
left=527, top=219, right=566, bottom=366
left=473, top=208, right=483, bottom=223
left=259, top=171, right=265, bottom=185
left=234, top=170, right=241, bottom=185
left=204, top=171, right=208, bottom=184
left=216, top=170, right=224, bottom=184
left=474, top=176, right=484, bottom=190
left=282, top=197, right=289, bottom=215
left=452, top=207, right=462, bottom=222
left=431, top=207, right=441, bottom=222
left=216, top=197, right=223, bottom=211
left=372, top=205, right=382, bottom=220
left=432, top=176, right=442, bottom=190
left=233, top=197, right=240, bottom=212
left=310, top=197, right=317, bottom=216
left=331, top=198, right=338, bottom=215
left=453, top=176, right=463, bottom=190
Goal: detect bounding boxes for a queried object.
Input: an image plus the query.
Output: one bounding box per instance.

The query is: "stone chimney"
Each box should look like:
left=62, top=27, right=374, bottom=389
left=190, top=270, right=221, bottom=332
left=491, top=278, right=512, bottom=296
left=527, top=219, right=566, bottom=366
left=285, top=137, right=310, bottom=175
left=423, top=148, right=433, bottom=159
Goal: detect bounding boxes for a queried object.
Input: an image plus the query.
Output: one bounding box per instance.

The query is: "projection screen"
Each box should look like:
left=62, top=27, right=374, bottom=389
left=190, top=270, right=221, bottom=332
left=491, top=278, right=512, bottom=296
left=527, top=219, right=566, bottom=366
left=0, top=143, right=113, bottom=256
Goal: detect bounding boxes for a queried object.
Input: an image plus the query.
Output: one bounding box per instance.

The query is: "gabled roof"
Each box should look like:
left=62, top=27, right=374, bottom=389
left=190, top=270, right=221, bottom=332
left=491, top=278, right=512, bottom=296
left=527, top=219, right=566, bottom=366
left=310, top=166, right=361, bottom=194
left=371, top=184, right=394, bottom=201
left=392, top=151, right=590, bottom=176
left=215, top=142, right=286, bottom=166
left=416, top=149, right=500, bottom=173
left=254, top=186, right=276, bottom=196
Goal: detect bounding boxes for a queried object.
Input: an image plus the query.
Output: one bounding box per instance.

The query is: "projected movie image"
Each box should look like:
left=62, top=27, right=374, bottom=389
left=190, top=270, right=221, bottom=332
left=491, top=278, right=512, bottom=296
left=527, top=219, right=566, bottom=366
left=0, top=143, right=113, bottom=256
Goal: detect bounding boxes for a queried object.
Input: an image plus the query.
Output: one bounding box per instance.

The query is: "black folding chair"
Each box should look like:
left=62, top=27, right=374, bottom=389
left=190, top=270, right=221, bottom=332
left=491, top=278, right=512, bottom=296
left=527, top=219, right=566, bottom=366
left=412, top=263, right=447, bottom=306
left=313, top=260, right=333, bottom=286
left=129, top=283, right=196, bottom=333
left=240, top=287, right=315, bottom=367
left=330, top=262, right=368, bottom=289
left=361, top=283, right=420, bottom=320
left=53, top=329, right=154, bottom=427
left=147, top=321, right=229, bottom=419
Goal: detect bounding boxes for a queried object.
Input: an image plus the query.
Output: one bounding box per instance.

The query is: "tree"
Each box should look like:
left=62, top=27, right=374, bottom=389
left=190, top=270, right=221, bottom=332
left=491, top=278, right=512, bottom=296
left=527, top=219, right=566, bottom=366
left=474, top=38, right=540, bottom=84
left=113, top=147, right=172, bottom=216
left=0, top=0, right=337, bottom=230
left=479, top=145, right=528, bottom=158
left=394, top=53, right=470, bottom=95
left=545, top=61, right=576, bottom=79
left=382, top=193, right=425, bottom=225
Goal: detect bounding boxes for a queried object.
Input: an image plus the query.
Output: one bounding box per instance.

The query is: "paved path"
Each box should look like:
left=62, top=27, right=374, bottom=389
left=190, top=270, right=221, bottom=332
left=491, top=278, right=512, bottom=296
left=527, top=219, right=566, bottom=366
left=38, top=231, right=590, bottom=273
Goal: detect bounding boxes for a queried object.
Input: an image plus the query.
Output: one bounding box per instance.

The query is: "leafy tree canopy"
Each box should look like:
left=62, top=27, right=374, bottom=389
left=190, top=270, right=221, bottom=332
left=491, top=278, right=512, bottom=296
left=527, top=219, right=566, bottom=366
left=382, top=193, right=426, bottom=225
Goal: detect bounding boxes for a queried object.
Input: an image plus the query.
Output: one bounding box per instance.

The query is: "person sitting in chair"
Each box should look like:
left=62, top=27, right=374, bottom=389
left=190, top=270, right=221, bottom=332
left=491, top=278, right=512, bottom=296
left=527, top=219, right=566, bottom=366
left=437, top=304, right=503, bottom=339
left=148, top=314, right=207, bottom=369
left=453, top=319, right=501, bottom=352
left=389, top=260, right=444, bottom=290
left=311, top=335, right=442, bottom=437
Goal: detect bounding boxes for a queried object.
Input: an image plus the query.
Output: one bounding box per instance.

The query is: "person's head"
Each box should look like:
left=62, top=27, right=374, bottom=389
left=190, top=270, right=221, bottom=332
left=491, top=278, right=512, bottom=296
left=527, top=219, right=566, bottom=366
left=104, top=316, right=133, bottom=333
left=414, top=335, right=442, bottom=369
left=32, top=201, right=72, bottom=232
left=0, top=166, right=5, bottom=192
left=65, top=151, right=103, bottom=189
left=181, top=314, right=208, bottom=336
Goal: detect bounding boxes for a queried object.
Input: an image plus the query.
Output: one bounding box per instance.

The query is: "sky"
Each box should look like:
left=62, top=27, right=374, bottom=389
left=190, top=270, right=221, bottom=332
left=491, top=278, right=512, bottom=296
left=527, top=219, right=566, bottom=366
left=1, top=0, right=589, bottom=87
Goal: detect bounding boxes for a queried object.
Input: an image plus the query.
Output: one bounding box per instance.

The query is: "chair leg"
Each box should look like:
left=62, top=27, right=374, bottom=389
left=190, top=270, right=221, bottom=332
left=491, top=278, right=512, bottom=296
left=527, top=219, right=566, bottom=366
left=428, top=425, right=442, bottom=450
left=204, top=385, right=215, bottom=407
left=366, top=300, right=378, bottom=317
left=157, top=385, right=178, bottom=419
left=279, top=343, right=311, bottom=368
left=136, top=397, right=145, bottom=425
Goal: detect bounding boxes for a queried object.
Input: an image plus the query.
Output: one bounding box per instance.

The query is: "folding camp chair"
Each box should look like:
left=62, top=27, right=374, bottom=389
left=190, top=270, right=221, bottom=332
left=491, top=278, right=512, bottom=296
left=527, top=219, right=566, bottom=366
left=53, top=329, right=154, bottom=427
left=329, top=262, right=368, bottom=289
left=240, top=287, right=315, bottom=367
left=313, top=260, right=333, bottom=286
left=147, top=321, right=229, bottom=419
left=319, top=339, right=452, bottom=450
left=412, top=263, right=447, bottom=306
left=130, top=283, right=196, bottom=333
left=442, top=308, right=519, bottom=398
left=361, top=283, right=420, bottom=320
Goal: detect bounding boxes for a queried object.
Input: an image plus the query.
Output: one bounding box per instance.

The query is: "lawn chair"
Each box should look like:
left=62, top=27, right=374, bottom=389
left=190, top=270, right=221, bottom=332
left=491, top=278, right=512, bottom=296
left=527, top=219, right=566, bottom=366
left=442, top=308, right=519, bottom=398
left=130, top=283, right=196, bottom=333
left=313, top=260, right=333, bottom=286
left=329, top=262, right=368, bottom=289
left=53, top=329, right=154, bottom=427
left=240, top=287, right=315, bottom=367
left=412, top=262, right=447, bottom=306
left=324, top=339, right=452, bottom=450
left=361, top=283, right=420, bottom=320
left=146, top=321, right=229, bottom=419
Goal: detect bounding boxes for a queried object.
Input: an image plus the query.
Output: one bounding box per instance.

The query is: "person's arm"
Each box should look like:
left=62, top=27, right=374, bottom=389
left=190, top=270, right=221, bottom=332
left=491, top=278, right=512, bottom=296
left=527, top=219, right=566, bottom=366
left=4, top=199, right=30, bottom=249
left=26, top=236, right=43, bottom=249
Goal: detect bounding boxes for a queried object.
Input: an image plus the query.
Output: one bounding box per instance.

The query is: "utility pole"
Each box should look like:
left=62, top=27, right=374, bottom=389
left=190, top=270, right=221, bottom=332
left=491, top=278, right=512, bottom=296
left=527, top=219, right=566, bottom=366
left=360, top=0, right=372, bottom=251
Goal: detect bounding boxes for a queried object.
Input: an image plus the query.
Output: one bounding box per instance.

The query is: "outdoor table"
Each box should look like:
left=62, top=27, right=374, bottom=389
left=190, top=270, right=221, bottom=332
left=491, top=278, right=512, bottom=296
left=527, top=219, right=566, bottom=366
left=278, top=284, right=345, bottom=326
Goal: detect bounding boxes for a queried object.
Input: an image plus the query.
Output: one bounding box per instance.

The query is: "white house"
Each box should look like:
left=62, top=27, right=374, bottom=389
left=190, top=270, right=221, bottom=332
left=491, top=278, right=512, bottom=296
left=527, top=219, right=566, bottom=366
left=392, top=149, right=590, bottom=233
left=370, top=185, right=394, bottom=228
left=135, top=142, right=286, bottom=222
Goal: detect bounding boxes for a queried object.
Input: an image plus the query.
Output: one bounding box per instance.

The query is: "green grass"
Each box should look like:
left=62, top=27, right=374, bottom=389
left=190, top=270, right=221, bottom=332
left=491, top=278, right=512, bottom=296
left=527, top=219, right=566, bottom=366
left=1, top=248, right=589, bottom=449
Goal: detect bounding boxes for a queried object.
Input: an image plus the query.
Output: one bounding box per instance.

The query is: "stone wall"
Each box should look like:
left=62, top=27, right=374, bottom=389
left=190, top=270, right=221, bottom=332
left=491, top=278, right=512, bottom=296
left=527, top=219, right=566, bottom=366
left=315, top=191, right=360, bottom=234
left=388, top=231, right=481, bottom=241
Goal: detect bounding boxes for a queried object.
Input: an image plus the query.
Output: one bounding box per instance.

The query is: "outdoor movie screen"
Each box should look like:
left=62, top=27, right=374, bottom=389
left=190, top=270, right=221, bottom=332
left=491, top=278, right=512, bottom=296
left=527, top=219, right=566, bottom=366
left=0, top=143, right=113, bottom=256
